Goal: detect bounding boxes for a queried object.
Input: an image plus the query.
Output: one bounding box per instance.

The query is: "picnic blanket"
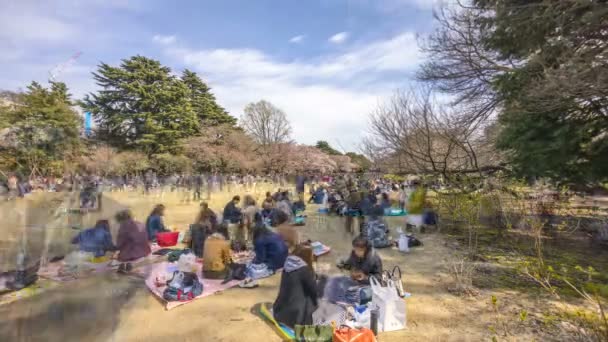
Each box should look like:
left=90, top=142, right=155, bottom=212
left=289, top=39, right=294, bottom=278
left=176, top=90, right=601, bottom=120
left=0, top=278, right=60, bottom=306
left=311, top=241, right=331, bottom=257
left=144, top=261, right=240, bottom=310
left=258, top=302, right=295, bottom=341
left=384, top=208, right=407, bottom=217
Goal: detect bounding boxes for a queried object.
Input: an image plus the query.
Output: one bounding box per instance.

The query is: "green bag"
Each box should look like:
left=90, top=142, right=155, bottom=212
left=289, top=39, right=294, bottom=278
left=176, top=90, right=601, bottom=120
left=294, top=325, right=333, bottom=342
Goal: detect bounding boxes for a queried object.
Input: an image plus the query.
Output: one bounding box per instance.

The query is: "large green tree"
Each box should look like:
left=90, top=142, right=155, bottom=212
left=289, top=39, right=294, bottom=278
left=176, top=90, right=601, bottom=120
left=315, top=141, right=342, bottom=155
left=82, top=56, right=199, bottom=155
left=181, top=69, right=236, bottom=126
left=418, top=1, right=608, bottom=184
left=0, top=82, right=82, bottom=176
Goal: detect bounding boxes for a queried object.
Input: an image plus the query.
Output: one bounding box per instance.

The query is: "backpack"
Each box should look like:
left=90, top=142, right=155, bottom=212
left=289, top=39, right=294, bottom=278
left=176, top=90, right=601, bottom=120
left=364, top=221, right=391, bottom=248
left=163, top=271, right=203, bottom=302
left=246, top=263, right=274, bottom=280
left=423, top=209, right=437, bottom=225
left=408, top=235, right=423, bottom=247
left=222, top=263, right=248, bottom=284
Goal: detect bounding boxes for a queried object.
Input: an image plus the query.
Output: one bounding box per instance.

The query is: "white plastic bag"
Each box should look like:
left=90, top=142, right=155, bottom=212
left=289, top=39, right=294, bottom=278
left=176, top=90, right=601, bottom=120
left=177, top=253, right=197, bottom=272
left=398, top=234, right=409, bottom=253
left=370, top=276, right=406, bottom=332
left=354, top=306, right=371, bottom=328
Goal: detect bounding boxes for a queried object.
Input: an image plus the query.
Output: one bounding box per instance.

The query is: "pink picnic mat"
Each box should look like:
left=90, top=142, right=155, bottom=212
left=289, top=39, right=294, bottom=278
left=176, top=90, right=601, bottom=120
left=144, top=261, right=240, bottom=310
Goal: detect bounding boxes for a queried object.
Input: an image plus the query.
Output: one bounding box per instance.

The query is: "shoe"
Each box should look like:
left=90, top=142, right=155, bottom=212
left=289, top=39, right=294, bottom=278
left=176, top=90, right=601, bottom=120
left=239, top=278, right=259, bottom=288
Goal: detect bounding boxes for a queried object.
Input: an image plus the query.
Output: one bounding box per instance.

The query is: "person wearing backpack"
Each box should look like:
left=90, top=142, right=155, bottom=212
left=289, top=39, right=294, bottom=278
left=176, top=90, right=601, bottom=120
left=273, top=239, right=318, bottom=328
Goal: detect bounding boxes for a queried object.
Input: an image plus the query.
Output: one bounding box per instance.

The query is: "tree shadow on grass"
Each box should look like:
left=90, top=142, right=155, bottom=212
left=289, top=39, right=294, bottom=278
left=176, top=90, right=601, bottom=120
left=0, top=275, right=142, bottom=342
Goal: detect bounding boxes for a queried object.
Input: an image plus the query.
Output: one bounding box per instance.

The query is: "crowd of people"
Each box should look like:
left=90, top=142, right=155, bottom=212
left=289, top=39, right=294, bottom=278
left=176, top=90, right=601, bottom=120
left=5, top=171, right=423, bottom=330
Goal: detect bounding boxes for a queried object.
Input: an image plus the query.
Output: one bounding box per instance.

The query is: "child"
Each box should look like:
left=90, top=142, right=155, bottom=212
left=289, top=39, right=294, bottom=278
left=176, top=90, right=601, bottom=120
left=339, top=236, right=383, bottom=284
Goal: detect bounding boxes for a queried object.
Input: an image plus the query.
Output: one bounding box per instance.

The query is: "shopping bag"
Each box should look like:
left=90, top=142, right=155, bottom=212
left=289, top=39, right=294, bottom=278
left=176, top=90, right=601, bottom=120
left=370, top=276, right=406, bottom=332
left=332, top=325, right=376, bottom=342
left=383, top=266, right=406, bottom=298
left=294, top=325, right=334, bottom=342
left=398, top=234, right=409, bottom=253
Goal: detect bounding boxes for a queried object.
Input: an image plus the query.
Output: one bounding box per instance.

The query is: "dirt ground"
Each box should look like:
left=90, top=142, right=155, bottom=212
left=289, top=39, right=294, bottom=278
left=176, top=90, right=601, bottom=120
left=0, top=188, right=574, bottom=341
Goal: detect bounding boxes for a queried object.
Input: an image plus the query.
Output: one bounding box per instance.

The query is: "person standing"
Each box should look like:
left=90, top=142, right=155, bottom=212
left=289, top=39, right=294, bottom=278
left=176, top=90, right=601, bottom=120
left=193, top=173, right=203, bottom=201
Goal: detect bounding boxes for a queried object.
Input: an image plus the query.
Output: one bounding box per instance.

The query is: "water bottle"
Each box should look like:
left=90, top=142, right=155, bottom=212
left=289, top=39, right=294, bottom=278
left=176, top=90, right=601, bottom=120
left=370, top=307, right=379, bottom=336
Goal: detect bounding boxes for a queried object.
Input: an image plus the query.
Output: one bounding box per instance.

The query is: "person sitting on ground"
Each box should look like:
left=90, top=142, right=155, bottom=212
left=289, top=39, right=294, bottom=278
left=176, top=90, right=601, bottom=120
left=223, top=196, right=242, bottom=224
left=273, top=239, right=318, bottom=328
left=292, top=194, right=306, bottom=214
left=202, top=231, right=232, bottom=279
left=261, top=200, right=274, bottom=221
left=145, top=204, right=170, bottom=242
left=114, top=210, right=151, bottom=273
left=380, top=192, right=391, bottom=211
left=71, top=219, right=117, bottom=257
left=276, top=192, right=293, bottom=220
left=339, top=236, right=383, bottom=285
left=265, top=191, right=274, bottom=206
left=252, top=225, right=288, bottom=272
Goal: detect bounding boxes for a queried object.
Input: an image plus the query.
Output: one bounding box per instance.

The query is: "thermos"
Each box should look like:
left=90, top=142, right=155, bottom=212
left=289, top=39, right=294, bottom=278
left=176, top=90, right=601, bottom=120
left=370, top=307, right=379, bottom=336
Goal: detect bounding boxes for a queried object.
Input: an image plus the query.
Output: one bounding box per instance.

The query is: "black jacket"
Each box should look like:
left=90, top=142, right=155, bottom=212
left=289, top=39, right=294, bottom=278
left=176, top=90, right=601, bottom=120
left=223, top=201, right=242, bottom=224
left=345, top=249, right=383, bottom=284
left=273, top=255, right=318, bottom=328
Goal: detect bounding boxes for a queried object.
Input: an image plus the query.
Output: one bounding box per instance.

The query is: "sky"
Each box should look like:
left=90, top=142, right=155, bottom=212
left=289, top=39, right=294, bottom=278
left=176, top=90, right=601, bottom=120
left=0, top=0, right=441, bottom=151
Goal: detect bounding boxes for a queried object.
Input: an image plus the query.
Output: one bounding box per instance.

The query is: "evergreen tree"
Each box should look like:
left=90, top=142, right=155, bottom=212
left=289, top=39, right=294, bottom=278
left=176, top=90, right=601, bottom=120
left=82, top=56, right=199, bottom=154
left=181, top=69, right=236, bottom=126
left=315, top=141, right=342, bottom=155
left=0, top=81, right=82, bottom=175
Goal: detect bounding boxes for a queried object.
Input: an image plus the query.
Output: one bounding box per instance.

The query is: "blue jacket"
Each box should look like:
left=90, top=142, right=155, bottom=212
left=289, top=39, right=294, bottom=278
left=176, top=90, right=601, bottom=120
left=71, top=225, right=116, bottom=257
left=254, top=232, right=288, bottom=271
left=146, top=215, right=168, bottom=241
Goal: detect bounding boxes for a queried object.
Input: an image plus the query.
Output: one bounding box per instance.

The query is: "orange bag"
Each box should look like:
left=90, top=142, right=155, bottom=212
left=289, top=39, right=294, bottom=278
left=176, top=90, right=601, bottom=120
left=332, top=326, right=376, bottom=342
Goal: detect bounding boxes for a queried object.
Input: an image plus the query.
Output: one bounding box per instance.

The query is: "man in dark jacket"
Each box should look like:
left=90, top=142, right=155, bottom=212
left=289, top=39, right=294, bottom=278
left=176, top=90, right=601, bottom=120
left=341, top=236, right=383, bottom=285
left=222, top=196, right=242, bottom=224
left=253, top=226, right=288, bottom=271
left=273, top=254, right=318, bottom=328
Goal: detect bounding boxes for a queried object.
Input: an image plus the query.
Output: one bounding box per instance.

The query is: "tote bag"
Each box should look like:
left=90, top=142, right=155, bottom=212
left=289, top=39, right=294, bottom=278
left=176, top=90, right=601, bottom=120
left=295, top=325, right=334, bottom=342
left=370, top=276, right=406, bottom=332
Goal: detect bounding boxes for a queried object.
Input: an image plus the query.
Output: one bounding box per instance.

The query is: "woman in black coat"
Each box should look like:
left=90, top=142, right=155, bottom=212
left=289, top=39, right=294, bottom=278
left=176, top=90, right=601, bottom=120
left=273, top=253, right=318, bottom=328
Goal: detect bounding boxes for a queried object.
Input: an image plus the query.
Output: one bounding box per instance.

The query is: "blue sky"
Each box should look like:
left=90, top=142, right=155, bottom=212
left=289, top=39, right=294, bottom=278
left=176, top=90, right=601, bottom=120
left=0, top=0, right=440, bottom=150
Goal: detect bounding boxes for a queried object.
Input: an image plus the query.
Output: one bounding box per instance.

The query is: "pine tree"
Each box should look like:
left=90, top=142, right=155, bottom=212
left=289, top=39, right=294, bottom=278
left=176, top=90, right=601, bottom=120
left=181, top=69, right=236, bottom=126
left=82, top=56, right=200, bottom=154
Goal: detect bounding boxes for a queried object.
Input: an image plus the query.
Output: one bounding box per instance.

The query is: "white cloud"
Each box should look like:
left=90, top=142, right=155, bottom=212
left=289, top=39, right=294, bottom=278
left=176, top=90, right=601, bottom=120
left=153, top=35, right=177, bottom=45
left=163, top=32, right=421, bottom=149
left=0, top=12, right=74, bottom=42
left=289, top=35, right=306, bottom=43
left=328, top=32, right=350, bottom=44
